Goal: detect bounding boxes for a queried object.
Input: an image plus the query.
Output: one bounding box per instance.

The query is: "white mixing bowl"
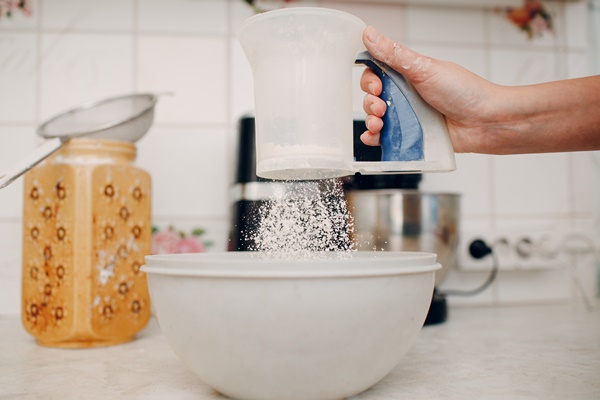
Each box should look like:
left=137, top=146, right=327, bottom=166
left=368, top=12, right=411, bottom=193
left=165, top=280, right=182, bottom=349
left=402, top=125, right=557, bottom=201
left=143, top=252, right=440, bottom=400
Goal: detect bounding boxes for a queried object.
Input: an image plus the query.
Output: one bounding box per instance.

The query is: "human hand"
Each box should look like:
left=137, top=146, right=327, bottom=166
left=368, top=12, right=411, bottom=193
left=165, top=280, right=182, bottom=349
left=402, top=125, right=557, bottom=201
left=360, top=26, right=506, bottom=154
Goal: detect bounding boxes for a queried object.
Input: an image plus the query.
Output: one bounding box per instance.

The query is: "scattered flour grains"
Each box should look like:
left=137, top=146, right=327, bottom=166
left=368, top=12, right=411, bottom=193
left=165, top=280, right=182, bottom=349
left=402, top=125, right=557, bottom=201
left=248, top=179, right=355, bottom=258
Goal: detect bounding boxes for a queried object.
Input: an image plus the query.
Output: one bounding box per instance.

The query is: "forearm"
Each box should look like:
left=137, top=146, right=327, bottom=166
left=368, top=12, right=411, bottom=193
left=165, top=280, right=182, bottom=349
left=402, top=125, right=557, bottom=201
left=486, top=76, right=600, bottom=154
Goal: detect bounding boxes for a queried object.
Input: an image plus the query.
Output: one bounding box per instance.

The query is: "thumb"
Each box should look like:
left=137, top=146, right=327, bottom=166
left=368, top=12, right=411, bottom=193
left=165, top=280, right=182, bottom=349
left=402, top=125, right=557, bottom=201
left=362, top=26, right=432, bottom=83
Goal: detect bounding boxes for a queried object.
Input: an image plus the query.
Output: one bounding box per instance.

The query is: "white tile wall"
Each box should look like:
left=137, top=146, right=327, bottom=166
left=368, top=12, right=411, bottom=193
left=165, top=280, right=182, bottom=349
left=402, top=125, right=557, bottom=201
left=421, top=153, right=493, bottom=217
left=0, top=126, right=36, bottom=219
left=570, top=151, right=598, bottom=215
left=0, top=222, right=23, bottom=316
left=0, top=0, right=598, bottom=317
left=229, top=39, right=254, bottom=123
left=565, top=0, right=589, bottom=49
left=567, top=51, right=590, bottom=78
left=41, top=0, right=134, bottom=32
left=136, top=126, right=229, bottom=219
left=0, top=33, right=37, bottom=122
left=495, top=268, right=572, bottom=304
left=490, top=48, right=560, bottom=85
left=137, top=35, right=228, bottom=124
left=494, top=153, right=571, bottom=216
left=408, top=6, right=486, bottom=44
left=137, top=0, right=228, bottom=35
left=40, top=32, right=134, bottom=120
left=321, top=1, right=406, bottom=40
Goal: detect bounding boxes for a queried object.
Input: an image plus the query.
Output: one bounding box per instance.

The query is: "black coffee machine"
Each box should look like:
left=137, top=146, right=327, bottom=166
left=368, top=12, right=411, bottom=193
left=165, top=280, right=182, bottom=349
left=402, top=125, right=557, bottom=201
left=228, top=115, right=270, bottom=251
left=229, top=117, right=450, bottom=325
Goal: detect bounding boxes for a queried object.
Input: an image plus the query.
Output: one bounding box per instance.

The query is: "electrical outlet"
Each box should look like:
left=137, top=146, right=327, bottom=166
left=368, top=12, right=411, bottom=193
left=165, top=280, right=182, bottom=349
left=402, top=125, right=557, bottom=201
left=458, top=230, right=563, bottom=271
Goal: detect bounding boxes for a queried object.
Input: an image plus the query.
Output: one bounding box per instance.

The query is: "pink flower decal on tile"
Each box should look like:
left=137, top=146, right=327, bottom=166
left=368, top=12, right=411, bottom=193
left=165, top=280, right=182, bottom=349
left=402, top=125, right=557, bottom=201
left=151, top=226, right=211, bottom=254
left=175, top=236, right=205, bottom=254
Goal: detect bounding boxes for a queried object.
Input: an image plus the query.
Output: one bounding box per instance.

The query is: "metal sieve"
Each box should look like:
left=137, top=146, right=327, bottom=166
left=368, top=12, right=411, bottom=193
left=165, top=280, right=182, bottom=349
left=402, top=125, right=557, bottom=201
left=0, top=93, right=161, bottom=189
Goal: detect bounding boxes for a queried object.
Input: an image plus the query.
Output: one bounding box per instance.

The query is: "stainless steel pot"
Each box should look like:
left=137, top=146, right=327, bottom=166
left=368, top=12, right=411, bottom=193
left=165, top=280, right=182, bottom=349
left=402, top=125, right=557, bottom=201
left=347, top=190, right=460, bottom=286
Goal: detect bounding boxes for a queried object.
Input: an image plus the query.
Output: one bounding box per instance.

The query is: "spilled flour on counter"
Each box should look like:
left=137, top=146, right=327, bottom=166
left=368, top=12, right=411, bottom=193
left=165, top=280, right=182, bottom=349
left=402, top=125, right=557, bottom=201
left=248, top=179, right=355, bottom=259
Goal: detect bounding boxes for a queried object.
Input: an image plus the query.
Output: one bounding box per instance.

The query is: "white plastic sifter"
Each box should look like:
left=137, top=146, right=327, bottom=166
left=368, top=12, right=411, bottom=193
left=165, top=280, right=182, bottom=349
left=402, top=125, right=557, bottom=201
left=238, top=8, right=456, bottom=180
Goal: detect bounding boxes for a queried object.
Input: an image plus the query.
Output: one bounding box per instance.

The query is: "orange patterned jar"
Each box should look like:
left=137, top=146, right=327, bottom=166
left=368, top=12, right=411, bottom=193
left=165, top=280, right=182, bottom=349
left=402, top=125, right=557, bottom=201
left=21, top=138, right=151, bottom=348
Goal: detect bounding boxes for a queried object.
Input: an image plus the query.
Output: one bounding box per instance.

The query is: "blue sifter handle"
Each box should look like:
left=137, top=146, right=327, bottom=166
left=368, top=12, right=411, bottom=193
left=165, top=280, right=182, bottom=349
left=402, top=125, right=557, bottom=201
left=355, top=51, right=424, bottom=162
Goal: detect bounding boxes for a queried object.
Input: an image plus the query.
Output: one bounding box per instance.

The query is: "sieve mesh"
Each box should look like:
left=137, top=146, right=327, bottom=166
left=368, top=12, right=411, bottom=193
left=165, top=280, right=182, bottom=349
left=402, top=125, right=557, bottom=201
left=38, top=93, right=158, bottom=142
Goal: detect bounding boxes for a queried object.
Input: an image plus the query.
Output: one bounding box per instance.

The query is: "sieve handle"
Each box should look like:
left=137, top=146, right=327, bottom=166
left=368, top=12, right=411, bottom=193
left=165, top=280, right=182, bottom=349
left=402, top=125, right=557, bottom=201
left=355, top=51, right=425, bottom=162
left=0, top=137, right=64, bottom=190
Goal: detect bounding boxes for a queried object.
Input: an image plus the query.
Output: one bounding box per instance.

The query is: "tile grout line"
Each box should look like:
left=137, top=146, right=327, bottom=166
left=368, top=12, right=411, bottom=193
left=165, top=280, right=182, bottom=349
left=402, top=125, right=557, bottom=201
left=556, top=1, right=568, bottom=80
left=404, top=3, right=411, bottom=46
left=0, top=28, right=232, bottom=39
left=0, top=27, right=587, bottom=53
left=0, top=122, right=230, bottom=128
left=132, top=0, right=138, bottom=93
left=34, top=0, right=42, bottom=130
left=484, top=9, right=500, bottom=306
left=226, top=0, right=234, bottom=191
left=483, top=10, right=497, bottom=232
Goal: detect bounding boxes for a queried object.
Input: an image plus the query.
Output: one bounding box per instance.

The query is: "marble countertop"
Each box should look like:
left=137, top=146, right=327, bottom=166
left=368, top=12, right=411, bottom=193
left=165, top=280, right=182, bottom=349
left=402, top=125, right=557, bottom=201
left=1, top=303, right=599, bottom=400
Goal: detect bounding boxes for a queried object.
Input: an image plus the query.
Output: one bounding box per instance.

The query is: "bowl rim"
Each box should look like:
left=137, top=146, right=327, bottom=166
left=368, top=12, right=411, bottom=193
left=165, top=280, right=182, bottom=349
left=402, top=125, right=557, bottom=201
left=142, top=251, right=441, bottom=279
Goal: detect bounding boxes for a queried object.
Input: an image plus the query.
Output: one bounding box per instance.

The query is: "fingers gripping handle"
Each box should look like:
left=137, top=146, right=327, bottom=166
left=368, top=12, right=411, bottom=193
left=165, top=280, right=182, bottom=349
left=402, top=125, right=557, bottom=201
left=355, top=51, right=424, bottom=162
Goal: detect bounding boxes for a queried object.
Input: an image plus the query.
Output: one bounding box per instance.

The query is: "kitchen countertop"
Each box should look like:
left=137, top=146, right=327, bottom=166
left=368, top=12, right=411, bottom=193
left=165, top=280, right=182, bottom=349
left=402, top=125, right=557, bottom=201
left=1, top=303, right=599, bottom=400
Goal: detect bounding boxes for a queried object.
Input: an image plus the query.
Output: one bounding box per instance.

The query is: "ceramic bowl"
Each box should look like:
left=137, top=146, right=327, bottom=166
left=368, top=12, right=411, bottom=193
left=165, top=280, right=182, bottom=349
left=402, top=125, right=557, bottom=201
left=142, top=252, right=440, bottom=400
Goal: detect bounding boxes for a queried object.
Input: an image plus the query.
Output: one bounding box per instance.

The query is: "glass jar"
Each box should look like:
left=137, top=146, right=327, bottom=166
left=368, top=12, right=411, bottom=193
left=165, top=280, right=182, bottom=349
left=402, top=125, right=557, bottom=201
left=21, top=138, right=152, bottom=348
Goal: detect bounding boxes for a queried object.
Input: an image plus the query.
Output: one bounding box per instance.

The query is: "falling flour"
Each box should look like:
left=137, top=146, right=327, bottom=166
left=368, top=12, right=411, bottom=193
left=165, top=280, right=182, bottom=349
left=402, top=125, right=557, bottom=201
left=248, top=179, right=356, bottom=259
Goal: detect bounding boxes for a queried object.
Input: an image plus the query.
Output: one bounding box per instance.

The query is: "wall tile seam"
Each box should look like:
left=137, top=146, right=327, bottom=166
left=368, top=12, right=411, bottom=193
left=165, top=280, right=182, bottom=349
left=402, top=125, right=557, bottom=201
left=2, top=30, right=580, bottom=48
left=135, top=31, right=230, bottom=38
left=565, top=48, right=596, bottom=54
left=321, top=0, right=576, bottom=7
left=150, top=123, right=231, bottom=129
left=0, top=122, right=39, bottom=126
left=132, top=0, right=139, bottom=93
left=0, top=28, right=38, bottom=32
left=555, top=1, right=570, bottom=80
left=0, top=218, right=22, bottom=223
left=1, top=28, right=231, bottom=39
left=34, top=0, right=42, bottom=133
left=491, top=298, right=573, bottom=306
left=4, top=30, right=573, bottom=47
left=48, top=29, right=229, bottom=38
left=566, top=253, right=597, bottom=303
left=152, top=216, right=229, bottom=222
left=2, top=32, right=581, bottom=49
left=400, top=3, right=408, bottom=40
left=460, top=214, right=497, bottom=220
left=409, top=39, right=581, bottom=53
left=0, top=215, right=232, bottom=223
left=408, top=40, right=487, bottom=49
left=0, top=123, right=232, bottom=129
left=225, top=0, right=234, bottom=196
left=567, top=152, right=576, bottom=225
left=486, top=43, right=582, bottom=52
left=492, top=212, right=593, bottom=220
left=0, top=216, right=230, bottom=225
left=483, top=1, right=492, bottom=92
